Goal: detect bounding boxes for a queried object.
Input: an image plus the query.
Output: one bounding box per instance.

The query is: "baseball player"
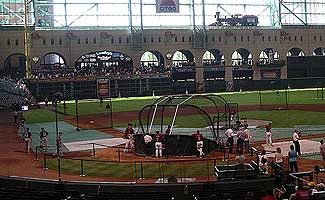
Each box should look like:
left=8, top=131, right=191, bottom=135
left=155, top=131, right=164, bottom=158
left=24, top=128, right=32, bottom=154
left=292, top=129, right=301, bottom=156
left=124, top=123, right=135, bottom=153
left=165, top=125, right=171, bottom=135
left=236, top=127, right=245, bottom=154
left=192, top=130, right=204, bottom=157
left=225, top=128, right=235, bottom=153
left=263, top=122, right=273, bottom=146
left=39, top=128, right=49, bottom=150
left=144, top=133, right=153, bottom=157
left=244, top=127, right=251, bottom=153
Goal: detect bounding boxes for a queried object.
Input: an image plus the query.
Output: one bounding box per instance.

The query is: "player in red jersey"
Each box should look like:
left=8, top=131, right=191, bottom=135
left=124, top=123, right=135, bottom=153
left=155, top=131, right=164, bottom=157
left=192, top=130, right=204, bottom=157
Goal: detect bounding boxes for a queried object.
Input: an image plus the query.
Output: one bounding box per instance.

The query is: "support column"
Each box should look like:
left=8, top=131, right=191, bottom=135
left=224, top=53, right=232, bottom=81
left=279, top=51, right=288, bottom=79
left=252, top=50, right=261, bottom=80
left=194, top=51, right=204, bottom=92
left=162, top=51, right=174, bottom=68
left=24, top=0, right=31, bottom=78
left=129, top=52, right=143, bottom=68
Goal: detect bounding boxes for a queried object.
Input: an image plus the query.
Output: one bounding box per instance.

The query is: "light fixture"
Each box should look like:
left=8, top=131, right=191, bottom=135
left=32, top=56, right=39, bottom=63
left=165, top=53, right=173, bottom=60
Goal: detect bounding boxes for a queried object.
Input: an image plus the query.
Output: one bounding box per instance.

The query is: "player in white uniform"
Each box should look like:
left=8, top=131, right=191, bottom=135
left=24, top=128, right=32, bottom=154
left=225, top=128, right=235, bottom=153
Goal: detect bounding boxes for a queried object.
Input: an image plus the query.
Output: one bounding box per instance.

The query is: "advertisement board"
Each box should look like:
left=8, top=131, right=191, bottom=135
left=97, top=78, right=110, bottom=98
left=156, top=0, right=179, bottom=13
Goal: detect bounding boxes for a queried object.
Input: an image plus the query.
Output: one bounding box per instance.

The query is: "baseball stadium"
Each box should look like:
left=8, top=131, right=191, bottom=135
left=1, top=0, right=325, bottom=199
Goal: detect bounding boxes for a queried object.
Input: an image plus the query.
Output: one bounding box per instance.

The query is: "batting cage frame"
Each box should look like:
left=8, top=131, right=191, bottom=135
left=138, top=94, right=231, bottom=139
left=134, top=94, right=231, bottom=156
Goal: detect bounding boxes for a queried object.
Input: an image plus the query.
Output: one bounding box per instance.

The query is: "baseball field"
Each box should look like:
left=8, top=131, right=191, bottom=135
left=21, top=88, right=325, bottom=181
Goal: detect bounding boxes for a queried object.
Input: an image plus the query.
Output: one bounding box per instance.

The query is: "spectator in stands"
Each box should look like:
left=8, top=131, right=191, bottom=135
left=143, top=133, right=153, bottom=157
left=24, top=128, right=32, bottom=154
left=235, top=150, right=245, bottom=165
left=225, top=128, right=235, bottom=153
left=288, top=181, right=310, bottom=200
left=288, top=144, right=298, bottom=173
left=320, top=140, right=325, bottom=167
left=308, top=181, right=318, bottom=197
left=293, top=129, right=301, bottom=156
left=260, top=190, right=275, bottom=200
left=317, top=183, right=325, bottom=192
left=273, top=185, right=286, bottom=200
left=259, top=150, right=268, bottom=174
left=275, top=147, right=283, bottom=167
left=124, top=123, right=135, bottom=153
left=244, top=127, right=251, bottom=153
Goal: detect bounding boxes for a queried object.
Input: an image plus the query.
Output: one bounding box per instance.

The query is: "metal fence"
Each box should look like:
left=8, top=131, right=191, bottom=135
left=34, top=144, right=260, bottom=183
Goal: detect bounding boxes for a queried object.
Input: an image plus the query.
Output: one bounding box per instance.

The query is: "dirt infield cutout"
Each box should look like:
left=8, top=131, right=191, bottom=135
left=262, top=139, right=320, bottom=157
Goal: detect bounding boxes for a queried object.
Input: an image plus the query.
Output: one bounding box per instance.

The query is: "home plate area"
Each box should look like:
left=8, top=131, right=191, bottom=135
left=63, top=138, right=126, bottom=152
left=262, top=139, right=320, bottom=157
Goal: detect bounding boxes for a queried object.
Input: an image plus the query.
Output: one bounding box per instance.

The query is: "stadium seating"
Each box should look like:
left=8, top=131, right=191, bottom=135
left=0, top=78, right=31, bottom=110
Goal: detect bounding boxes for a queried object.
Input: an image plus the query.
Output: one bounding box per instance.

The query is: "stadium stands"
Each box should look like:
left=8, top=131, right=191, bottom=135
left=0, top=78, right=32, bottom=110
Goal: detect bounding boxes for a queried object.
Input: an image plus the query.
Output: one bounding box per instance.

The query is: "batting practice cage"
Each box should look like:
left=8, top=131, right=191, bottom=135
left=134, top=94, right=231, bottom=156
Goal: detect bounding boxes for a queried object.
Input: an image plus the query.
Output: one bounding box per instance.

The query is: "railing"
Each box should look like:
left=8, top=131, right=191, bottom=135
left=33, top=141, right=261, bottom=183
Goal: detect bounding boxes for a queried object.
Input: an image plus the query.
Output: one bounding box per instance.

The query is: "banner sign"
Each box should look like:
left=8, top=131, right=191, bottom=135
left=261, top=70, right=281, bottom=80
left=97, top=78, right=110, bottom=98
left=172, top=67, right=196, bottom=73
left=156, top=0, right=179, bottom=13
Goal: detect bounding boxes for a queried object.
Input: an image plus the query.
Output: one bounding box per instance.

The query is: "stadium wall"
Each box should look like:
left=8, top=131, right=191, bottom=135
left=0, top=26, right=325, bottom=89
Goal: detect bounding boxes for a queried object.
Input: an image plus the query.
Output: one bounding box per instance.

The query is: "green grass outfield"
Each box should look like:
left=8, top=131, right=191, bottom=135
left=27, top=88, right=325, bottom=179
left=46, top=157, right=222, bottom=179
left=24, top=88, right=325, bottom=126
left=54, top=88, right=324, bottom=116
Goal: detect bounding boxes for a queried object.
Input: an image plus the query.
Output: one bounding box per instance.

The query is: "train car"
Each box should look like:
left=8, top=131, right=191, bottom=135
left=210, top=12, right=258, bottom=27
left=241, top=15, right=258, bottom=26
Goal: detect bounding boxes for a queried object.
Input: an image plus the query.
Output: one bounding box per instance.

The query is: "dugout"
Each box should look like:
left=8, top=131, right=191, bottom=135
left=135, top=94, right=231, bottom=156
